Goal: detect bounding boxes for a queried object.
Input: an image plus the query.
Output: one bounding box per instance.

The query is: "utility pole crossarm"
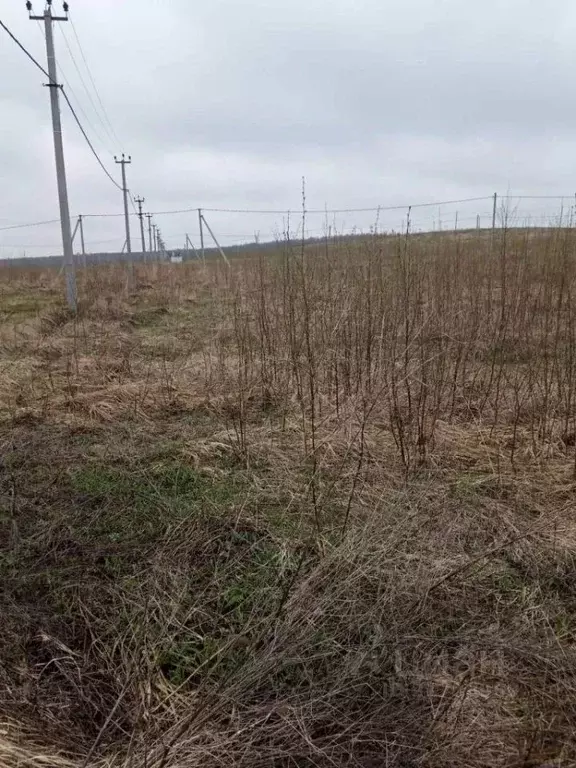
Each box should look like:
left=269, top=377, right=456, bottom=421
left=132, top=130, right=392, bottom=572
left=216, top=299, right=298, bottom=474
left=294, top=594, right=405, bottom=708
left=28, top=0, right=70, bottom=21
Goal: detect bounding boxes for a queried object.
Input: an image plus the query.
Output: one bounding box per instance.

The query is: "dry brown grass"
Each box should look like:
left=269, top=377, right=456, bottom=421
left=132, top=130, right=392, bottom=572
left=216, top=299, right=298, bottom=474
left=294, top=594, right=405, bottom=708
left=1, top=229, right=576, bottom=767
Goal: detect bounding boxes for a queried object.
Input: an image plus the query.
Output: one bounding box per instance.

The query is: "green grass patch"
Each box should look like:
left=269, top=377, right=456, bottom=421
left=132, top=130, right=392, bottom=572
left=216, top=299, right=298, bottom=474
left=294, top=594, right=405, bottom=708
left=70, top=461, right=246, bottom=543
left=155, top=535, right=299, bottom=686
left=0, top=292, right=56, bottom=320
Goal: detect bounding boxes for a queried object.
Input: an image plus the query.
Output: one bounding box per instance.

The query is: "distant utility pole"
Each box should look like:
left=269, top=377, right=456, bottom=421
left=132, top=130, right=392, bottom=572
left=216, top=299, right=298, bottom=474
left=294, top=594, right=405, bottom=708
left=27, top=0, right=76, bottom=311
left=492, top=192, right=498, bottom=231
left=145, top=213, right=153, bottom=253
left=114, top=154, right=132, bottom=255
left=72, top=214, right=86, bottom=267
left=157, top=229, right=165, bottom=255
left=152, top=224, right=158, bottom=253
left=134, top=195, right=146, bottom=256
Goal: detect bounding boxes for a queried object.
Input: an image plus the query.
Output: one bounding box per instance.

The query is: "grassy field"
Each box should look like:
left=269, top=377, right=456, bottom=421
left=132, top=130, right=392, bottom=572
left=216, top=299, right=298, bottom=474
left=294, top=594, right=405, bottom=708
left=1, top=229, right=576, bottom=767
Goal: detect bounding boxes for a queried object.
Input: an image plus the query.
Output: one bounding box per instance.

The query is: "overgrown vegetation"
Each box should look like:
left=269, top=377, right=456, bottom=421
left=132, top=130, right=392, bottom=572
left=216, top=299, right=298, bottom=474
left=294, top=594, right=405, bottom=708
left=1, top=228, right=576, bottom=767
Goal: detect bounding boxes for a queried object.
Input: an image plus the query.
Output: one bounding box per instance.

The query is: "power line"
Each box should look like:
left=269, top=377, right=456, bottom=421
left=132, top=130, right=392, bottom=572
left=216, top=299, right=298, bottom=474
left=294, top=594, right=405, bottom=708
left=5, top=195, right=573, bottom=231
left=0, top=16, right=122, bottom=192
left=0, top=218, right=60, bottom=232
left=83, top=212, right=129, bottom=218
left=202, top=197, right=494, bottom=215
left=58, top=23, right=117, bottom=154
left=507, top=195, right=572, bottom=200
left=113, top=196, right=494, bottom=217
left=35, top=17, right=117, bottom=160
left=36, top=20, right=112, bottom=158
left=68, top=11, right=123, bottom=150
left=0, top=16, right=49, bottom=76
left=129, top=191, right=140, bottom=217
left=203, top=208, right=293, bottom=215
left=61, top=90, right=123, bottom=190
left=2, top=200, right=574, bottom=240
left=36, top=19, right=117, bottom=171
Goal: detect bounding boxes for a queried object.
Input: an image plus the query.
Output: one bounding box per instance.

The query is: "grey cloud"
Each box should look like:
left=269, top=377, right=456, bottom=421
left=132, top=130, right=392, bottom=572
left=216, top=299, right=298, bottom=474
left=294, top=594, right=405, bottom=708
left=120, top=0, right=576, bottom=154
left=1, top=0, right=576, bottom=257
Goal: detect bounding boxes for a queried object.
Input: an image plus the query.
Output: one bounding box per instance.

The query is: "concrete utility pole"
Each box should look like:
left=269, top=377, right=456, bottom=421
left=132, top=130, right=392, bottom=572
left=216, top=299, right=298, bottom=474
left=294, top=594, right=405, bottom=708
left=156, top=229, right=165, bottom=256
left=492, top=192, right=498, bottom=231
left=134, top=195, right=146, bottom=256
left=152, top=224, right=158, bottom=253
left=72, top=214, right=86, bottom=267
left=145, top=213, right=153, bottom=253
left=114, top=154, right=132, bottom=255
left=28, top=0, right=77, bottom=311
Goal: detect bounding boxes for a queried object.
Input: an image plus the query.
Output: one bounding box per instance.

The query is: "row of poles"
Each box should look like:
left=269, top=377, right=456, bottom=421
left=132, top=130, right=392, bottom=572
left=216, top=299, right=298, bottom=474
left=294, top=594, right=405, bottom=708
left=406, top=193, right=498, bottom=234
left=66, top=205, right=229, bottom=270
left=68, top=207, right=164, bottom=268
left=21, top=1, right=503, bottom=312
left=114, top=157, right=166, bottom=255
left=26, top=0, right=167, bottom=311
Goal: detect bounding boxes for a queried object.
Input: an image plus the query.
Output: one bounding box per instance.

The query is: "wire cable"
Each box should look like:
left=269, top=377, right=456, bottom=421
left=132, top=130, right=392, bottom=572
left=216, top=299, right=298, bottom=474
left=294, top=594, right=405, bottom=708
left=129, top=192, right=140, bottom=217
left=507, top=195, right=572, bottom=200
left=203, top=197, right=494, bottom=215
left=98, top=196, right=494, bottom=218
left=58, top=24, right=117, bottom=154
left=5, top=197, right=573, bottom=235
left=83, top=212, right=129, bottom=218
left=35, top=20, right=112, bottom=158
left=0, top=17, right=122, bottom=192
left=0, top=17, right=49, bottom=76
left=61, top=91, right=123, bottom=190
left=35, top=20, right=119, bottom=182
left=79, top=194, right=572, bottom=220
left=68, top=11, right=123, bottom=150
left=0, top=218, right=60, bottom=233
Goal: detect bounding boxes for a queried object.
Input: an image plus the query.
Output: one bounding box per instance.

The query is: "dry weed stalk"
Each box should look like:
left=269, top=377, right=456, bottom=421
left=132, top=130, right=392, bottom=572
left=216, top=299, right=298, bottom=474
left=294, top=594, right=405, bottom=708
left=1, top=227, right=576, bottom=767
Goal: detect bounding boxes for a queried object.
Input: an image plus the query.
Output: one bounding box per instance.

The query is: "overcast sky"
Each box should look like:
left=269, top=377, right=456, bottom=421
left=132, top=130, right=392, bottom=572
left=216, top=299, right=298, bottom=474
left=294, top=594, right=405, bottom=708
left=1, top=0, right=576, bottom=257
